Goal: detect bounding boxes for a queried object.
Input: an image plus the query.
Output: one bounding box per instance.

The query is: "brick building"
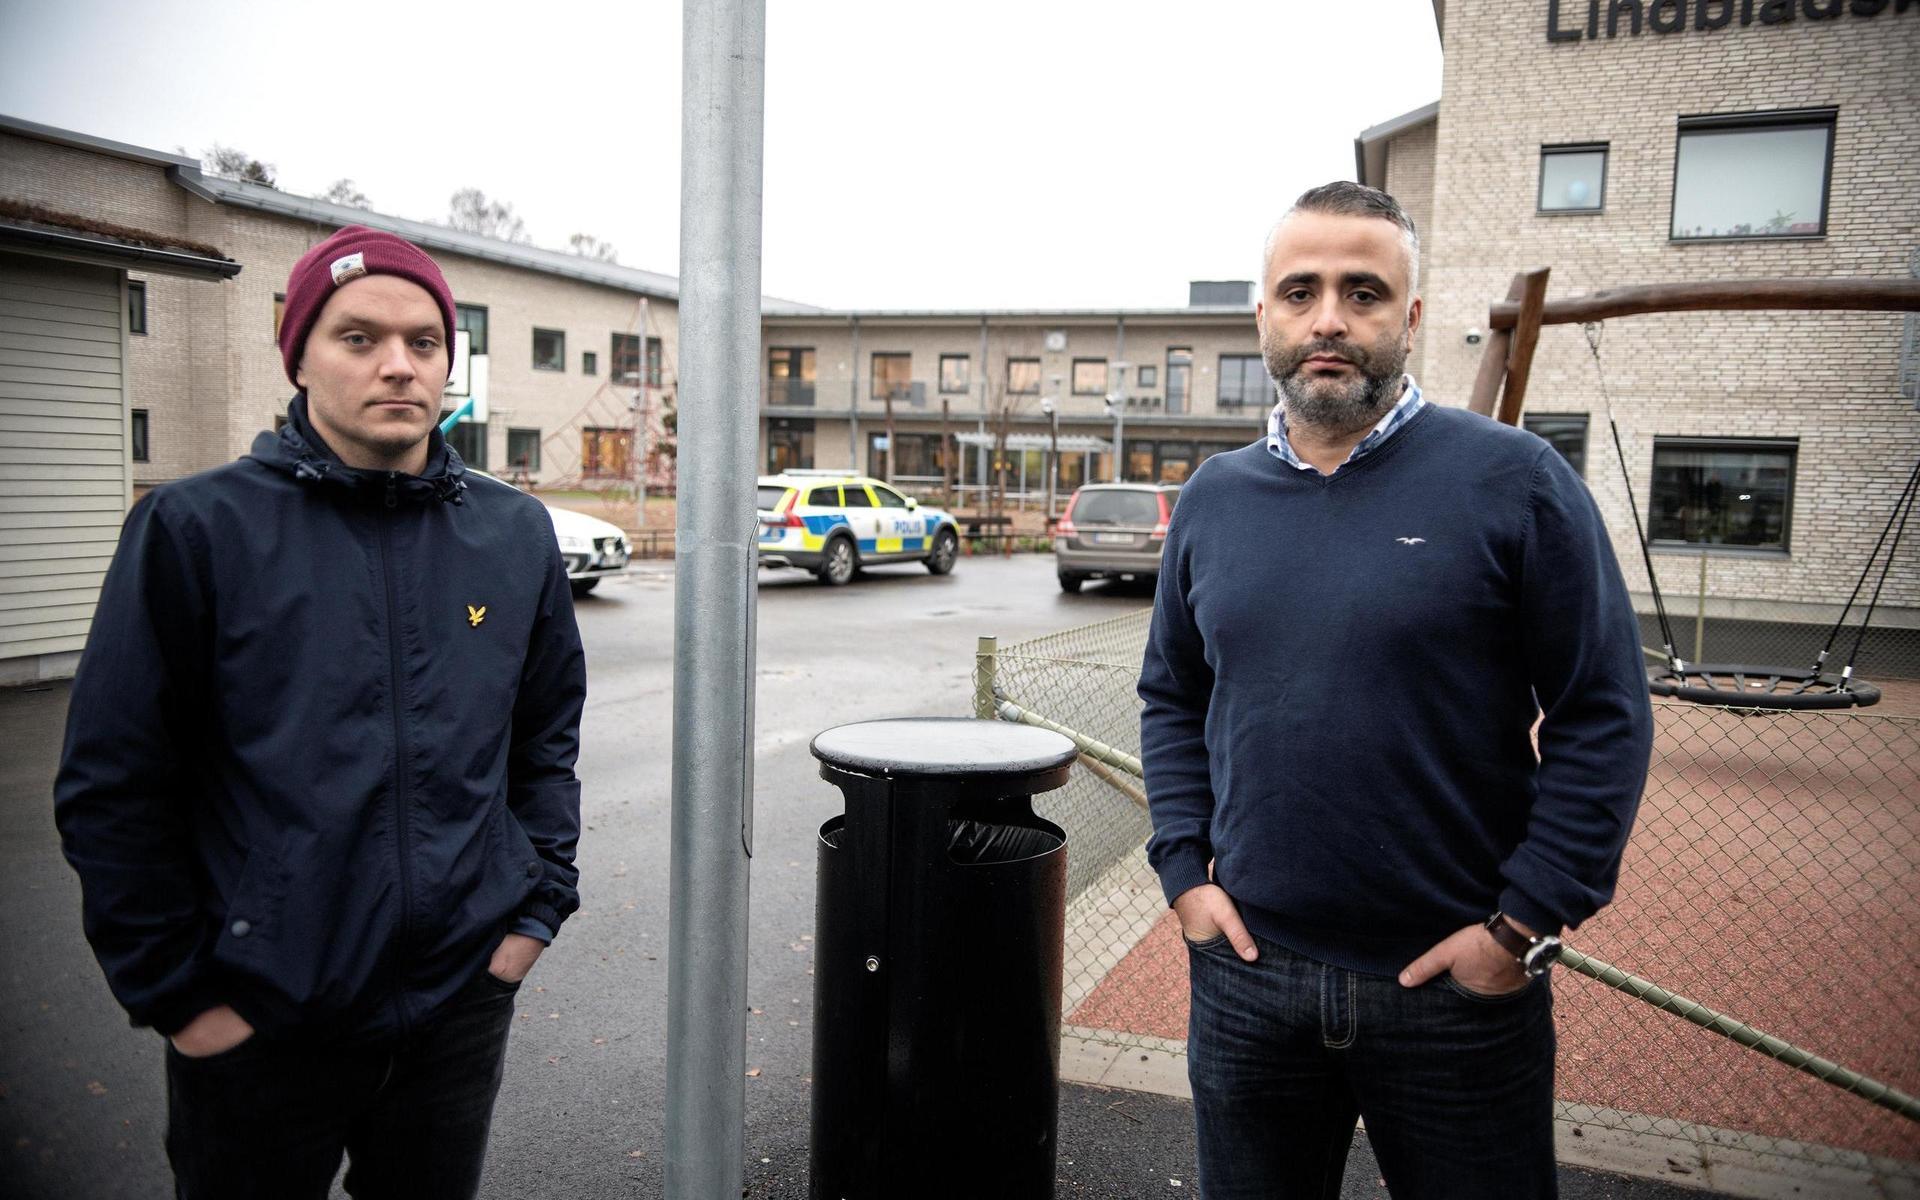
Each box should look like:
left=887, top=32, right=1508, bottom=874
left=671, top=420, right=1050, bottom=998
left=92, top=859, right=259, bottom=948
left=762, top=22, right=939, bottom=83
left=1359, top=0, right=1919, bottom=657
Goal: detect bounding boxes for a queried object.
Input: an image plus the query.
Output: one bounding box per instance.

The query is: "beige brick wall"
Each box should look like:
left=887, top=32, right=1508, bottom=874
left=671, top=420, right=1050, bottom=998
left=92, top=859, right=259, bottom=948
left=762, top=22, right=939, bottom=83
left=758, top=314, right=1268, bottom=476
left=1413, top=0, right=1919, bottom=613
left=1382, top=117, right=1438, bottom=384
left=0, top=134, right=194, bottom=238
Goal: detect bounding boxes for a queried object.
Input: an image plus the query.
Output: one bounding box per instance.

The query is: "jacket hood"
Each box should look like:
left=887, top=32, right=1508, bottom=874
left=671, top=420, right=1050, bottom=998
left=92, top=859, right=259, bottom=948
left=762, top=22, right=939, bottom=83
left=249, top=395, right=468, bottom=506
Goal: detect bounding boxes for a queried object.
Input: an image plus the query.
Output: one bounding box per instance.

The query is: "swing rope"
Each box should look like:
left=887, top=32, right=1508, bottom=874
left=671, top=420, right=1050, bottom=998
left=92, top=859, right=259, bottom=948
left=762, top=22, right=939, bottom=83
left=1584, top=323, right=1684, bottom=675
left=1836, top=455, right=1920, bottom=690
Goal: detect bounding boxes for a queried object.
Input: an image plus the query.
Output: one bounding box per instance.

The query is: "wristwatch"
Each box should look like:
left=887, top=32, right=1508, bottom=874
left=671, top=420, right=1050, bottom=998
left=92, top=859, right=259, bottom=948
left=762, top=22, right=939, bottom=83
left=1484, top=912, right=1563, bottom=978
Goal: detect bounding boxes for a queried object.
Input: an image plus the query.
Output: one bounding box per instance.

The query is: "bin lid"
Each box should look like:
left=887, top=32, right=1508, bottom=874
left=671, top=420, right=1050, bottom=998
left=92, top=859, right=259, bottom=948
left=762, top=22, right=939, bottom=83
left=811, top=718, right=1077, bottom=780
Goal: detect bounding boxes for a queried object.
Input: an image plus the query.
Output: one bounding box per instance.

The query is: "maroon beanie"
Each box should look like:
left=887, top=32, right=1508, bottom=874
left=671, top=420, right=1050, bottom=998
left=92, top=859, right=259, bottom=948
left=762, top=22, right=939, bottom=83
left=278, top=225, right=458, bottom=387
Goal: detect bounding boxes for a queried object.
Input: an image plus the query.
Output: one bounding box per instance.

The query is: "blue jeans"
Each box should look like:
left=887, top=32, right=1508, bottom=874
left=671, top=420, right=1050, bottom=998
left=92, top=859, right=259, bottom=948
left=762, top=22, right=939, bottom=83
left=163, top=966, right=521, bottom=1200
left=1186, top=932, right=1557, bottom=1200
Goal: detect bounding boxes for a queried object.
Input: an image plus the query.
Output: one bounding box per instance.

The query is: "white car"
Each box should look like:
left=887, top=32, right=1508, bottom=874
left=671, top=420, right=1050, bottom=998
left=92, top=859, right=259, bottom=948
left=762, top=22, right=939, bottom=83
left=468, top=470, right=631, bottom=597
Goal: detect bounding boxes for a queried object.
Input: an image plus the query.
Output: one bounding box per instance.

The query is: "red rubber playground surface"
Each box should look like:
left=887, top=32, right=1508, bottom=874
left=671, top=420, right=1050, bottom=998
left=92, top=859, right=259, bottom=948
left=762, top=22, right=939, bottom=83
left=1069, top=679, right=1920, bottom=1163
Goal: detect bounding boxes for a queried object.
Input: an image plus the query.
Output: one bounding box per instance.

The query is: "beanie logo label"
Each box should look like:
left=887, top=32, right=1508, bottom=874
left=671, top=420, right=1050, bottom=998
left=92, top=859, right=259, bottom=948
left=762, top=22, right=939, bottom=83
left=329, top=253, right=368, bottom=285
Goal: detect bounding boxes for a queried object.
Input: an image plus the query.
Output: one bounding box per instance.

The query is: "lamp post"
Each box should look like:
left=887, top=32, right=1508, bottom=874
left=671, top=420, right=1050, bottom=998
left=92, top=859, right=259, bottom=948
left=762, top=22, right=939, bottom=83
left=1104, top=362, right=1129, bottom=482
left=1040, top=386, right=1060, bottom=521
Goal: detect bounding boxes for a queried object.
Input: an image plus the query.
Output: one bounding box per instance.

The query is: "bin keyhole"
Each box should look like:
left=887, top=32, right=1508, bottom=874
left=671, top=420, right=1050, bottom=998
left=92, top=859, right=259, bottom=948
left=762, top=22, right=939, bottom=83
left=865, top=956, right=880, bottom=973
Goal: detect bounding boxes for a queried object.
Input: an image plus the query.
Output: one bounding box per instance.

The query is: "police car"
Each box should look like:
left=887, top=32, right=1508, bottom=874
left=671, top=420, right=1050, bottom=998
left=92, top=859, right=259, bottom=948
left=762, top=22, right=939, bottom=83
left=757, top=470, right=961, bottom=586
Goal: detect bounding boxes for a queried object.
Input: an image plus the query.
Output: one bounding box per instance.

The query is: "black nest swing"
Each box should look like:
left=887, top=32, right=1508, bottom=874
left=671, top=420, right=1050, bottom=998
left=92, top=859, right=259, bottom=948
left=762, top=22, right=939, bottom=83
left=1584, top=323, right=1913, bottom=712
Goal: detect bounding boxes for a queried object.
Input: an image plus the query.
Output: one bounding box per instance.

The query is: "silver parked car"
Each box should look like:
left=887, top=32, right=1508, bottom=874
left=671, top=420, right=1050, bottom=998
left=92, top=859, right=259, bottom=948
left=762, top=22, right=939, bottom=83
left=1053, top=483, right=1181, bottom=593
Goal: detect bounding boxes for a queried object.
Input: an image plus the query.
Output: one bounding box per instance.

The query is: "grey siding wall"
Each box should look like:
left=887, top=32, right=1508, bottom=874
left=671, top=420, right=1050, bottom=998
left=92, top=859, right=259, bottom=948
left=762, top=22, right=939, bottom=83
left=0, top=251, right=128, bottom=680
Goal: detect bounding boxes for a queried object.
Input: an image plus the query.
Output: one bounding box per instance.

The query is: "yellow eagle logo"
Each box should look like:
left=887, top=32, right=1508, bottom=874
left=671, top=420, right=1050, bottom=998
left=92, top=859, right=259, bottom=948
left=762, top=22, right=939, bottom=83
left=467, top=605, right=487, bottom=628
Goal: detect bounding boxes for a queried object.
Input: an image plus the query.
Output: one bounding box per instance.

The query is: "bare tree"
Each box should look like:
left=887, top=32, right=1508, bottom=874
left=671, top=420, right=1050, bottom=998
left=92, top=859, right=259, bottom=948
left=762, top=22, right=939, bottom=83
left=320, top=179, right=370, bottom=208
left=446, top=188, right=530, bottom=243
left=203, top=145, right=276, bottom=188
left=567, top=233, right=619, bottom=263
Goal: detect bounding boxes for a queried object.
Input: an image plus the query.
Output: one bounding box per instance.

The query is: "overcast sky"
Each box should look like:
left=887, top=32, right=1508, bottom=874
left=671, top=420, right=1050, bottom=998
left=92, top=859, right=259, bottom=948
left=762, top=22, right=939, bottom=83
left=0, top=0, right=1441, bottom=310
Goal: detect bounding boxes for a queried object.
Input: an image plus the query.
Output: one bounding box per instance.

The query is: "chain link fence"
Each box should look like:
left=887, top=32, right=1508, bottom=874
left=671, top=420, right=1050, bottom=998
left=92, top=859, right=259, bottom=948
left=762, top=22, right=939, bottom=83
left=974, top=609, right=1920, bottom=1176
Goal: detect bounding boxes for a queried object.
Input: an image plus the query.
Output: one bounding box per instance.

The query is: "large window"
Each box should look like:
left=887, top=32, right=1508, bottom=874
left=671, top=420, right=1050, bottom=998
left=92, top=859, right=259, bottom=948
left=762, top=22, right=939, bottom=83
left=455, top=303, right=489, bottom=354
left=1071, top=358, right=1108, bottom=396
left=871, top=353, right=912, bottom=404
left=1006, top=357, right=1040, bottom=395
left=1524, top=413, right=1589, bottom=478
left=131, top=409, right=149, bottom=462
left=1539, top=144, right=1607, bottom=213
left=1217, top=354, right=1271, bottom=410
left=868, top=432, right=947, bottom=480
left=447, top=420, right=487, bottom=470
left=583, top=426, right=633, bottom=478
left=127, top=280, right=147, bottom=335
left=1671, top=110, right=1833, bottom=241
left=768, top=347, right=816, bottom=406
left=766, top=417, right=814, bottom=473
left=939, top=354, right=970, bottom=394
left=1166, top=348, right=1192, bottom=415
left=612, top=333, right=641, bottom=383
left=507, top=427, right=542, bottom=474
left=532, top=328, right=565, bottom=371
left=1649, top=438, right=1796, bottom=552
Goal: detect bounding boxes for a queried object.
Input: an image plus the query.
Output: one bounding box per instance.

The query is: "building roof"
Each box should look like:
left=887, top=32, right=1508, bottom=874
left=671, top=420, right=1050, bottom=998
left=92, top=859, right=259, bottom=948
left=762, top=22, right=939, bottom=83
left=763, top=305, right=1254, bottom=324
left=1353, top=99, right=1440, bottom=188
left=0, top=198, right=238, bottom=279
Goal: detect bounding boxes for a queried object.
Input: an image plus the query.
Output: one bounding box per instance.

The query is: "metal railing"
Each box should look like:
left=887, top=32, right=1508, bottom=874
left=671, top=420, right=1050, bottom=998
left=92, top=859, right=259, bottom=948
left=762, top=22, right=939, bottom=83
left=973, top=612, right=1920, bottom=1177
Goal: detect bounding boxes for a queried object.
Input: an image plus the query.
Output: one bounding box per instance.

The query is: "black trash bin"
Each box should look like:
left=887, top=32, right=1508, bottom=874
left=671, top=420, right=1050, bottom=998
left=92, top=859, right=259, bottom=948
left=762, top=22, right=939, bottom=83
left=809, top=717, right=1076, bottom=1199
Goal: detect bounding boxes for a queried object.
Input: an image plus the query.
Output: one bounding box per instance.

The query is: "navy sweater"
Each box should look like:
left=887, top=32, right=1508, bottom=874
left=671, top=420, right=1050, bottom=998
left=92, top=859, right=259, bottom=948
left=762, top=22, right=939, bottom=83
left=1139, top=404, right=1653, bottom=977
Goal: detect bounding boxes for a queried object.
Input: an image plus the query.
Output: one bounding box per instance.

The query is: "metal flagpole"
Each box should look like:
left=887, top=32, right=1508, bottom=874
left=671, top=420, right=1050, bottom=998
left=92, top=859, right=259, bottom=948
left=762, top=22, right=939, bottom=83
left=665, top=1, right=764, bottom=1196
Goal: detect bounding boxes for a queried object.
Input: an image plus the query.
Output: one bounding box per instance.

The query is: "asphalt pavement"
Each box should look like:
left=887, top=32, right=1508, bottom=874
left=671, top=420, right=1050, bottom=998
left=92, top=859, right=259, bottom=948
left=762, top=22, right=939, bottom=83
left=0, top=553, right=1730, bottom=1198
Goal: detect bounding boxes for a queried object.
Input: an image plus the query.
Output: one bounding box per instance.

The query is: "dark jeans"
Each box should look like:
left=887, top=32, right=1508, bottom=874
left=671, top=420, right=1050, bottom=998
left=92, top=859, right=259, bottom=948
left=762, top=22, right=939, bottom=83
left=164, top=967, right=521, bottom=1200
left=1186, top=932, right=1557, bottom=1200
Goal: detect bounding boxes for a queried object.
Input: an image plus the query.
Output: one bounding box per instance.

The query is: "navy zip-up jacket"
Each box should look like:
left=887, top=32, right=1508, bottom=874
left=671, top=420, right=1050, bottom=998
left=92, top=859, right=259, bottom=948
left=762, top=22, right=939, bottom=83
left=55, top=397, right=586, bottom=1042
left=1140, top=404, right=1653, bottom=976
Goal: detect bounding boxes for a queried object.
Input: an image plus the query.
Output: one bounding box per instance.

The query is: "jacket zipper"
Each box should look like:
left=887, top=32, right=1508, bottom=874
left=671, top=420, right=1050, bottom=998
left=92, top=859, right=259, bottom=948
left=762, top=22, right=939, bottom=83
left=378, top=472, right=417, bottom=1034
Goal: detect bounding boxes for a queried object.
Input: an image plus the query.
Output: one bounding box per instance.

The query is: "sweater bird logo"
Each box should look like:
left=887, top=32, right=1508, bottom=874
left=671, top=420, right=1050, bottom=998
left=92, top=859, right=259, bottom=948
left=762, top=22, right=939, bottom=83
left=467, top=605, right=487, bottom=628
left=1396, top=537, right=1426, bottom=545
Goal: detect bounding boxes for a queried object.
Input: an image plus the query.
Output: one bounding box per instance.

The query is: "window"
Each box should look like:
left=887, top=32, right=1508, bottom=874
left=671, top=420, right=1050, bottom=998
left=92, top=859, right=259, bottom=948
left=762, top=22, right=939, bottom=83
left=130, top=409, right=149, bottom=462
left=532, top=328, right=565, bottom=371
left=805, top=484, right=840, bottom=506
left=507, top=427, right=542, bottom=473
left=867, top=433, right=947, bottom=480
left=769, top=347, right=816, bottom=406
left=1137, top=364, right=1158, bottom=389
left=1071, top=358, right=1108, bottom=395
left=1166, top=348, right=1193, bottom=415
left=1671, top=110, right=1833, bottom=241
left=1523, top=413, right=1589, bottom=478
left=1649, top=438, right=1796, bottom=552
left=273, top=293, right=286, bottom=339
left=583, top=426, right=634, bottom=477
left=1006, top=357, right=1040, bottom=395
left=766, top=417, right=815, bottom=473
left=939, top=354, right=970, bottom=394
left=612, top=333, right=641, bottom=383
left=582, top=350, right=598, bottom=375
left=127, top=280, right=147, bottom=335
left=871, top=353, right=912, bottom=403
left=1538, top=144, right=1607, bottom=213
left=455, top=304, right=489, bottom=354
left=646, top=335, right=663, bottom=387
left=871, top=483, right=910, bottom=509
left=840, top=483, right=874, bottom=508
left=447, top=420, right=488, bottom=470
left=1217, top=354, right=1271, bottom=410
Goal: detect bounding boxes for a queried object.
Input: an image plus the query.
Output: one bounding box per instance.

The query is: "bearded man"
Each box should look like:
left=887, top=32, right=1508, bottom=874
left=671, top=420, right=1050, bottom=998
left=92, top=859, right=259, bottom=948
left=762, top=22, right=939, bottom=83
left=1138, top=181, right=1653, bottom=1199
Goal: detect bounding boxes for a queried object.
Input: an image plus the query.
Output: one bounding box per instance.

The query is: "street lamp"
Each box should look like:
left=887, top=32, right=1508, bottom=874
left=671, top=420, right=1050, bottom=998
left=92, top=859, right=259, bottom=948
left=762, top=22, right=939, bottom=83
left=1040, top=388, right=1060, bottom=520
left=1104, top=362, right=1129, bottom=483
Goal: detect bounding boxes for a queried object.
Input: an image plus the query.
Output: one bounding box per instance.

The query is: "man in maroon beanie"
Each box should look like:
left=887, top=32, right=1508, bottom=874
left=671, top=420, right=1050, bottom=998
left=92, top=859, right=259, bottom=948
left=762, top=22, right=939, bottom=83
left=56, top=226, right=587, bottom=1199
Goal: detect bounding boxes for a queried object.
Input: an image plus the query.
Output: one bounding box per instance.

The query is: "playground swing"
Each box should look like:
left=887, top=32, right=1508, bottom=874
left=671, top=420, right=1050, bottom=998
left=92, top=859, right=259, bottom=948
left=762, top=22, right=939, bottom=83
left=1465, top=269, right=1920, bottom=712
left=1581, top=322, right=1915, bottom=711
